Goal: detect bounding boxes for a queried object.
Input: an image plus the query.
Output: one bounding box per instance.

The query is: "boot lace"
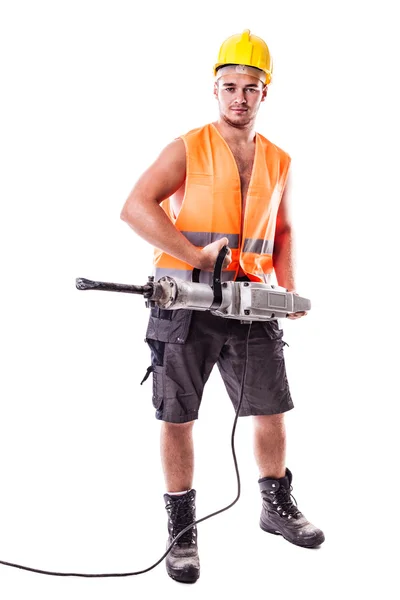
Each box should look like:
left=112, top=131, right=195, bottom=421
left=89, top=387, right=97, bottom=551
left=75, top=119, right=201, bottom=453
left=270, top=485, right=301, bottom=519
left=165, top=492, right=197, bottom=544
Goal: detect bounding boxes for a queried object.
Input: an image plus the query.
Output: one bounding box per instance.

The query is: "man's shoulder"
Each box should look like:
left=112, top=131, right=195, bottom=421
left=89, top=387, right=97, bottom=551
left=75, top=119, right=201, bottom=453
left=256, top=131, right=291, bottom=161
left=177, top=123, right=212, bottom=141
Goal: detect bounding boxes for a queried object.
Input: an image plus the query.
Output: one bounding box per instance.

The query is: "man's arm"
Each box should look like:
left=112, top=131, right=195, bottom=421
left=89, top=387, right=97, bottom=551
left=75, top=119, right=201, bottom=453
left=120, top=139, right=230, bottom=271
left=273, top=171, right=306, bottom=318
left=273, top=170, right=296, bottom=291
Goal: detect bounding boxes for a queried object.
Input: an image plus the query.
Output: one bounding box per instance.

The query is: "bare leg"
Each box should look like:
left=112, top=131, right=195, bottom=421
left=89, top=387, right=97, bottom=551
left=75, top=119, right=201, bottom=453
left=253, top=414, right=286, bottom=479
left=161, top=421, right=195, bottom=492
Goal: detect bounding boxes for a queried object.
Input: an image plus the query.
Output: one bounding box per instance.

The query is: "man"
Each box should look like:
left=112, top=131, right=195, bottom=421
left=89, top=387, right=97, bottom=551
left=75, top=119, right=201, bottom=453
left=120, top=29, right=324, bottom=584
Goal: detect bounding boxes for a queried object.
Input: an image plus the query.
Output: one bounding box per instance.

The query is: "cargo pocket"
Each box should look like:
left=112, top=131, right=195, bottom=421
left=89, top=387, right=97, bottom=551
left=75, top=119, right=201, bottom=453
left=152, top=364, right=164, bottom=410
left=145, top=308, right=193, bottom=344
left=261, top=319, right=284, bottom=341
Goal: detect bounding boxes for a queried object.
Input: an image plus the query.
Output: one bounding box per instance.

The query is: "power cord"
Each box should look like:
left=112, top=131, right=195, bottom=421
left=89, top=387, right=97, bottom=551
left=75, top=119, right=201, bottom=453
left=0, top=322, right=253, bottom=578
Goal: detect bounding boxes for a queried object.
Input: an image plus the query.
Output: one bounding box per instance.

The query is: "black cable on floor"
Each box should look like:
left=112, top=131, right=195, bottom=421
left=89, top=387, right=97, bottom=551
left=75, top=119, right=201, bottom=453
left=0, top=322, right=253, bottom=578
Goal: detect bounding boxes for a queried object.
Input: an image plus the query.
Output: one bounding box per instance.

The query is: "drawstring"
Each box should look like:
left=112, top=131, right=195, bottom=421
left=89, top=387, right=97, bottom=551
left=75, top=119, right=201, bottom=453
left=140, top=366, right=153, bottom=385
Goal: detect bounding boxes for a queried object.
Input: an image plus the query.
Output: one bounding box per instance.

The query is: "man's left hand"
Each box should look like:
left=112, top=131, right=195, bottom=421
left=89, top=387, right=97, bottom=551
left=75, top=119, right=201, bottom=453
left=287, top=290, right=308, bottom=320
left=287, top=311, right=307, bottom=320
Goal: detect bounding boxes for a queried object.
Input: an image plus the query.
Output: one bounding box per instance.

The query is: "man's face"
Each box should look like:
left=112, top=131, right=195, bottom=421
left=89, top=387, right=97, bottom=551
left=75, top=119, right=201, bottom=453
left=214, top=73, right=267, bottom=128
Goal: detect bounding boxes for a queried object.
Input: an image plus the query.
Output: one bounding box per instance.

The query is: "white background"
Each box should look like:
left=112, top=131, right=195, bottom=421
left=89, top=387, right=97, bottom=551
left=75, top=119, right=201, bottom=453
left=0, top=0, right=399, bottom=598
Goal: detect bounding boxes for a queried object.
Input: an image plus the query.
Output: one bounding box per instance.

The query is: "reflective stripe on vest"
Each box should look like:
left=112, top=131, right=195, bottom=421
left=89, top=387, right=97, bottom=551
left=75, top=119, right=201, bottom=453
left=153, top=123, right=290, bottom=283
left=180, top=231, right=240, bottom=249
left=242, top=238, right=274, bottom=255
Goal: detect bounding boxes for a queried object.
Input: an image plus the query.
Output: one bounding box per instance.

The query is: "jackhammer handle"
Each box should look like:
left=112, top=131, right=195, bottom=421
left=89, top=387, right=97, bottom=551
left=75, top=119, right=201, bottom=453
left=192, top=244, right=229, bottom=284
left=214, top=245, right=229, bottom=280
left=75, top=277, right=151, bottom=295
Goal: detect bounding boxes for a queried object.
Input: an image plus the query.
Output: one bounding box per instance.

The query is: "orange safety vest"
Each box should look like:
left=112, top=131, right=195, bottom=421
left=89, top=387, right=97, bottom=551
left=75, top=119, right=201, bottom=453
left=154, top=123, right=291, bottom=284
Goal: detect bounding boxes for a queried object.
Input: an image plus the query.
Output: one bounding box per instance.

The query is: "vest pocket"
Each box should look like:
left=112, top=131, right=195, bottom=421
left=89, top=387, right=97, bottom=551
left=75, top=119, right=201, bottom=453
left=189, top=173, right=213, bottom=186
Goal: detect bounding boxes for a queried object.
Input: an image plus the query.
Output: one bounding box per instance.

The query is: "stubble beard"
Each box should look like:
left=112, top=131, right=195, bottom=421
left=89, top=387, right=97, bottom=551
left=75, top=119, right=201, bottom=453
left=221, top=107, right=257, bottom=130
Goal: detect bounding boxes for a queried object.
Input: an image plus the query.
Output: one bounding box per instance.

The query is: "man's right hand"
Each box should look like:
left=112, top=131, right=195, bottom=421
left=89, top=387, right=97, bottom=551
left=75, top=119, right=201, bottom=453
left=197, top=238, right=232, bottom=271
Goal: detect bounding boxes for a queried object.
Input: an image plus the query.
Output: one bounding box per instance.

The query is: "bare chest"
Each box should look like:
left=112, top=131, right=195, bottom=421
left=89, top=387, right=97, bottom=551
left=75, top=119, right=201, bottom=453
left=229, top=144, right=255, bottom=211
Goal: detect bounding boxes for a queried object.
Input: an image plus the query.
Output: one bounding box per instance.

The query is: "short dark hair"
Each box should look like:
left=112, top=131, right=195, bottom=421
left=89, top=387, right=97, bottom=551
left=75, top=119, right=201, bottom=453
left=215, top=63, right=264, bottom=76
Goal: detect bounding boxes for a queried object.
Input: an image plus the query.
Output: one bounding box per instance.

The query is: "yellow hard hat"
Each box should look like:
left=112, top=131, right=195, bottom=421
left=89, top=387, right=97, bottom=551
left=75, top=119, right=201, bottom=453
left=214, top=29, right=273, bottom=85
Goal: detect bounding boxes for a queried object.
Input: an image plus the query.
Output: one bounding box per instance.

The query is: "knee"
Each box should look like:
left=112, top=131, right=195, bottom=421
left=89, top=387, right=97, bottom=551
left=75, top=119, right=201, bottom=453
left=253, top=413, right=285, bottom=430
left=162, top=420, right=195, bottom=436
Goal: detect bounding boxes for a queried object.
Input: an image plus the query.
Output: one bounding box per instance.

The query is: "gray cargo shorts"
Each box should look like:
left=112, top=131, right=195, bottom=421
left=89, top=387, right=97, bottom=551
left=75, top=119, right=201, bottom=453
left=143, top=305, right=294, bottom=424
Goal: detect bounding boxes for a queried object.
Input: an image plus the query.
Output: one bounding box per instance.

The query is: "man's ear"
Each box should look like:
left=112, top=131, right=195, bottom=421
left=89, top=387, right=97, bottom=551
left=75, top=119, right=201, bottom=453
left=213, top=81, right=219, bottom=98
left=261, top=84, right=268, bottom=102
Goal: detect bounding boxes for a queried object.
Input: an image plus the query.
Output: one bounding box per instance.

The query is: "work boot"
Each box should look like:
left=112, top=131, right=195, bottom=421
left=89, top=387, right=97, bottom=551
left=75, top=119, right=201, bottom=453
left=259, top=468, right=325, bottom=548
left=163, top=489, right=200, bottom=583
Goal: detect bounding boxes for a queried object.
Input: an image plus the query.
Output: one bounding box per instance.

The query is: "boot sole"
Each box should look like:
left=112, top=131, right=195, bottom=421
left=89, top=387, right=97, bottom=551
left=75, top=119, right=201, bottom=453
left=166, top=564, right=200, bottom=584
left=260, top=520, right=325, bottom=549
